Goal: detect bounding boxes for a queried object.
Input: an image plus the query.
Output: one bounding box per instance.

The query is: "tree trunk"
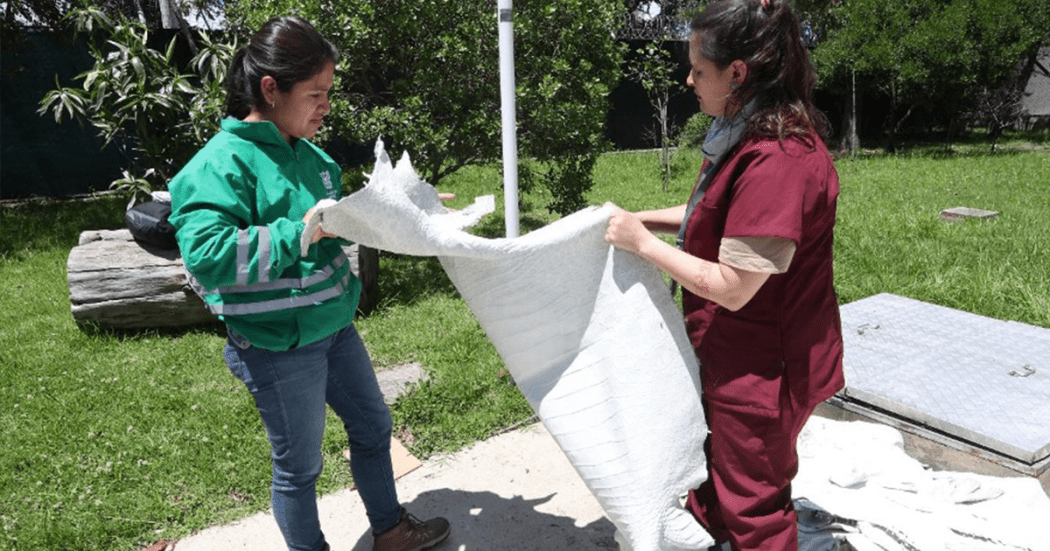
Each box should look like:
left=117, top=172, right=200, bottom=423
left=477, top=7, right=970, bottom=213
left=67, top=229, right=215, bottom=329
left=67, top=229, right=379, bottom=329
left=840, top=69, right=860, bottom=157
left=658, top=97, right=671, bottom=191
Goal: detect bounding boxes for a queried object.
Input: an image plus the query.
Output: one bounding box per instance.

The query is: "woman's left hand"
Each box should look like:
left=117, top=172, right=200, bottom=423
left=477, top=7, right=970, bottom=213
left=605, top=202, right=655, bottom=256
left=303, top=206, right=337, bottom=244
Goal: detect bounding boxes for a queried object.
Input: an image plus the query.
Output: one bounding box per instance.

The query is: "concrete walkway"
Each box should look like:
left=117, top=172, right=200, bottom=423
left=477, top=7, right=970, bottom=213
left=172, top=421, right=614, bottom=551
left=162, top=364, right=1050, bottom=551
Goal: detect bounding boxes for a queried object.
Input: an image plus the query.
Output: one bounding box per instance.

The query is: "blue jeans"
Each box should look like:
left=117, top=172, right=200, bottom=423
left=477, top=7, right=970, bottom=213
left=224, top=325, right=402, bottom=551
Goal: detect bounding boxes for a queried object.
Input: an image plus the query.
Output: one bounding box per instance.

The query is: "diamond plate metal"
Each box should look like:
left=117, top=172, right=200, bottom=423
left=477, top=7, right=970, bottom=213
left=839, top=293, right=1050, bottom=465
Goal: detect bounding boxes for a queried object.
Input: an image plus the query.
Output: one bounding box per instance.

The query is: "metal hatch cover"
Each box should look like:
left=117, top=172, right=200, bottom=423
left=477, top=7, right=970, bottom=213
left=838, top=293, right=1050, bottom=469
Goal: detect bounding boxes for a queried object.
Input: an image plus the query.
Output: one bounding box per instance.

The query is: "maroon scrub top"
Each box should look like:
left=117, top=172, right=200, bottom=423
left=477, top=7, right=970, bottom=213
left=682, top=133, right=844, bottom=416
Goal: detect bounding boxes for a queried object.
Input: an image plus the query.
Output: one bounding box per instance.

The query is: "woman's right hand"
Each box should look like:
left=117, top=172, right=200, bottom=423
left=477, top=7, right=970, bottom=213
left=605, top=202, right=657, bottom=256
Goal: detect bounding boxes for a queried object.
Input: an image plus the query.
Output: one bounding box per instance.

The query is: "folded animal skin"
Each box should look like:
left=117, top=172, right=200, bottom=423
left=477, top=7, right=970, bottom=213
left=304, top=140, right=713, bottom=551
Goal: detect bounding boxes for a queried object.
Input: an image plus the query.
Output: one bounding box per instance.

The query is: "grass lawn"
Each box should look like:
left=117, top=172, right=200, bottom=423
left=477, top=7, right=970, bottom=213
left=833, top=151, right=1050, bottom=326
left=1, top=135, right=1047, bottom=551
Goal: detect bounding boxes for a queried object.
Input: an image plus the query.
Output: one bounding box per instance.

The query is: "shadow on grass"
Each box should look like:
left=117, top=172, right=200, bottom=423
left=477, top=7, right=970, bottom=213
left=370, top=209, right=553, bottom=314
left=373, top=254, right=459, bottom=312
left=849, top=128, right=1050, bottom=160
left=863, top=144, right=1045, bottom=160
left=74, top=319, right=227, bottom=341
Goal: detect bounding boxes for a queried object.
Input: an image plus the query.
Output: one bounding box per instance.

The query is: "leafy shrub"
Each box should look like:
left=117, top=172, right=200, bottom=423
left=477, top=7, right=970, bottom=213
left=38, top=5, right=234, bottom=204
left=228, top=0, right=627, bottom=216
left=675, top=111, right=713, bottom=152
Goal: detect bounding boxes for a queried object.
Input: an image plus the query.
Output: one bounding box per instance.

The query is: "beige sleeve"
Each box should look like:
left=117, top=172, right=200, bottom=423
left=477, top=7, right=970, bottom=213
left=718, top=236, right=796, bottom=274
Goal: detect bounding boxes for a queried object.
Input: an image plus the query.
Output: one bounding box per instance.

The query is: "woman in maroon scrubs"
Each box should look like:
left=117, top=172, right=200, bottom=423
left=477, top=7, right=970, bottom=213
left=605, top=1, right=844, bottom=549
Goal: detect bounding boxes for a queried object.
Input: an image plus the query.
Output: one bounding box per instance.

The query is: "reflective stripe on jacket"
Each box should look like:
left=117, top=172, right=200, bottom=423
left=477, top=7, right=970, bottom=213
left=169, top=118, right=360, bottom=351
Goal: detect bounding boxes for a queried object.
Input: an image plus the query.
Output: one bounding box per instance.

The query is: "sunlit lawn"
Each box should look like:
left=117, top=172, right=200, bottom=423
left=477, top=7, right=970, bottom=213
left=1, top=136, right=1047, bottom=550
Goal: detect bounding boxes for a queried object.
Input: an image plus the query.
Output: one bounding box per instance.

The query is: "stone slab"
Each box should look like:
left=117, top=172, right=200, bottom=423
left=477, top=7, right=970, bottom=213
left=939, top=206, right=999, bottom=221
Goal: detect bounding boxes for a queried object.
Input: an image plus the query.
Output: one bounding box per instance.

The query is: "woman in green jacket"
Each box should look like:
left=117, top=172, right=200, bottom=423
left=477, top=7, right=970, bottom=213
left=169, top=16, right=450, bottom=551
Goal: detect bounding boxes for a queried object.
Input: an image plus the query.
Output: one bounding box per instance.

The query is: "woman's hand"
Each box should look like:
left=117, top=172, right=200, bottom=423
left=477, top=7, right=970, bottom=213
left=303, top=206, right=337, bottom=244
left=604, top=202, right=657, bottom=256
left=604, top=204, right=771, bottom=311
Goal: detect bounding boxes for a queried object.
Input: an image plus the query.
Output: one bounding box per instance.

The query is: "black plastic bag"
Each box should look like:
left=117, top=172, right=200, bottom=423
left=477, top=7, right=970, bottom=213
left=126, top=201, right=178, bottom=250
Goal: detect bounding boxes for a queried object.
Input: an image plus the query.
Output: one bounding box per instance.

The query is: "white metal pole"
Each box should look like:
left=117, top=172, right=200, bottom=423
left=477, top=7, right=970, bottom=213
left=497, top=0, right=520, bottom=238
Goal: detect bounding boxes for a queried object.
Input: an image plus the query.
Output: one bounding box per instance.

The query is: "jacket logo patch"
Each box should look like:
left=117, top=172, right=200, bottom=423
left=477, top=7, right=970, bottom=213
left=320, top=171, right=336, bottom=199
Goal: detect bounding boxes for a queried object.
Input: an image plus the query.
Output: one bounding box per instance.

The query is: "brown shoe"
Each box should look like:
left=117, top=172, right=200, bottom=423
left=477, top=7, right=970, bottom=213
left=373, top=508, right=451, bottom=551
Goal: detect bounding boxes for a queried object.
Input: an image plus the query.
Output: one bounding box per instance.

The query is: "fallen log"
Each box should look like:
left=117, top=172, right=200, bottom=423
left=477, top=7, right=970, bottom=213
left=67, top=229, right=377, bottom=329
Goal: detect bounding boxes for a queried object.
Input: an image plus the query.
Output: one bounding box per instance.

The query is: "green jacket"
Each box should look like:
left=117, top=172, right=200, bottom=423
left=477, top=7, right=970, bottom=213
left=169, top=118, right=360, bottom=351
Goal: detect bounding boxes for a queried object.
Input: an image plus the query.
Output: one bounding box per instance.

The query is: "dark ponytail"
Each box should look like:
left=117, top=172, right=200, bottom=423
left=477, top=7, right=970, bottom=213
left=691, top=0, right=829, bottom=143
left=224, top=16, right=339, bottom=120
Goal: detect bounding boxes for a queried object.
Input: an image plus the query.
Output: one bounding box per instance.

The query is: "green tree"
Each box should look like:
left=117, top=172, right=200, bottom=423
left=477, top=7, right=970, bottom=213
left=38, top=5, right=234, bottom=202
left=964, top=0, right=1050, bottom=144
left=2, top=0, right=219, bottom=37
left=810, top=0, right=1050, bottom=149
left=626, top=42, right=682, bottom=190
left=227, top=0, right=626, bottom=215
